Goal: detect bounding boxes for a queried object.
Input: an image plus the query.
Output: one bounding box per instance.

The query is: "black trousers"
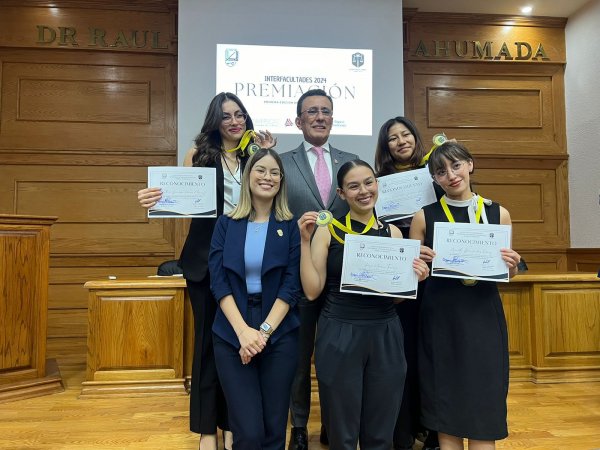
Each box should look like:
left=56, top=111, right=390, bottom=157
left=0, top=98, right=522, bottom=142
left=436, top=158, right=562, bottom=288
left=393, top=299, right=421, bottom=448
left=315, top=315, right=407, bottom=450
left=213, top=299, right=298, bottom=450
left=288, top=295, right=324, bottom=427
left=187, top=278, right=228, bottom=434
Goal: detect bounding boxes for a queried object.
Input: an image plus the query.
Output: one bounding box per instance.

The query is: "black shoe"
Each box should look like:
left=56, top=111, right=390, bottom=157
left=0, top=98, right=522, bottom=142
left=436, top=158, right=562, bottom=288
left=288, top=427, right=308, bottom=450
left=319, top=425, right=329, bottom=446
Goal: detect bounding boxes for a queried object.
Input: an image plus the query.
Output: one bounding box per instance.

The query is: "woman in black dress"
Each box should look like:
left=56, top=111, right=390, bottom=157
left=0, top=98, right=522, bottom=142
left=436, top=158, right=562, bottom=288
left=137, top=92, right=275, bottom=450
left=409, top=142, right=521, bottom=450
left=374, top=116, right=441, bottom=450
left=297, top=160, right=429, bottom=450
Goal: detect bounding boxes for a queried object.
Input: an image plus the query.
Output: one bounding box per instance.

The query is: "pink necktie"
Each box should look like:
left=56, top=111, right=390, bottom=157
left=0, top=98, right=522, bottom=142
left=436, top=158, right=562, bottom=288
left=312, top=146, right=331, bottom=205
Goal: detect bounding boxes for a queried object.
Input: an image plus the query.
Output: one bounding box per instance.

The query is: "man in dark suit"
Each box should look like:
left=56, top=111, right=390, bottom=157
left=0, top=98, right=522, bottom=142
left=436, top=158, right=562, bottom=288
left=280, top=89, right=358, bottom=450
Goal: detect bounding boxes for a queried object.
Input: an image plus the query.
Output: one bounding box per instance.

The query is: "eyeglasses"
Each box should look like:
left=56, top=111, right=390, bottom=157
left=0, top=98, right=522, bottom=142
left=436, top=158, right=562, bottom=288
left=252, top=166, right=282, bottom=180
left=433, top=160, right=467, bottom=179
left=222, top=112, right=248, bottom=125
left=299, top=108, right=333, bottom=118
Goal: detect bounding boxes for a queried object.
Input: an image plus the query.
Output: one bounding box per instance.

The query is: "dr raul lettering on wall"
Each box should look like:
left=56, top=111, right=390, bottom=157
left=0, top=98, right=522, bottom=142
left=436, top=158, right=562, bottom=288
left=36, top=25, right=168, bottom=50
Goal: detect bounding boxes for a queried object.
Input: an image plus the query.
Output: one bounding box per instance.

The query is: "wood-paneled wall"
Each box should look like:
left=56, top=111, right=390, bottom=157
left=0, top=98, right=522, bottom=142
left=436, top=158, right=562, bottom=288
left=0, top=1, right=178, bottom=369
left=403, top=11, right=570, bottom=272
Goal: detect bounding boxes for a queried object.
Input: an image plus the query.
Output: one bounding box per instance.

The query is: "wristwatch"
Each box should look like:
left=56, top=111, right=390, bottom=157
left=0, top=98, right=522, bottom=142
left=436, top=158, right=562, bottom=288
left=260, top=322, right=273, bottom=336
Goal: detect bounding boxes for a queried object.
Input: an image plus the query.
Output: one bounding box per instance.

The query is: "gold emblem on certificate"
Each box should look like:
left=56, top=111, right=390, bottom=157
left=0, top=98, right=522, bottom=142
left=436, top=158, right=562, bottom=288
left=432, top=133, right=447, bottom=147
left=316, top=210, right=333, bottom=226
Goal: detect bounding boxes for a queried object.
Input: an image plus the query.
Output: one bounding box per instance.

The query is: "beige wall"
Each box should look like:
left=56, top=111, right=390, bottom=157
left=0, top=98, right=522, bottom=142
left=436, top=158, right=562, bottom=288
left=565, top=0, right=600, bottom=248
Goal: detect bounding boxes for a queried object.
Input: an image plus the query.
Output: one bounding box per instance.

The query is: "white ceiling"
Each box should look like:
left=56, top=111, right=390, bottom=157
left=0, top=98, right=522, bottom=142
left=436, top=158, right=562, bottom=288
left=402, top=0, right=592, bottom=18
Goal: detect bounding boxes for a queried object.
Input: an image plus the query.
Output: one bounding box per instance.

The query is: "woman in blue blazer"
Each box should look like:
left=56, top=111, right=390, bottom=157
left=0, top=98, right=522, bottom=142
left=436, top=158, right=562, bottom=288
left=209, top=148, right=301, bottom=450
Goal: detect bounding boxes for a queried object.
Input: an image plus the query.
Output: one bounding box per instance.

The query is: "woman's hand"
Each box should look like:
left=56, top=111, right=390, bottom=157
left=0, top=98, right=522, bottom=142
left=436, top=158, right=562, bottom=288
left=419, top=245, right=436, bottom=263
left=501, top=248, right=521, bottom=277
left=255, top=130, right=277, bottom=149
left=137, top=187, right=162, bottom=209
left=413, top=257, right=430, bottom=282
left=239, top=348, right=252, bottom=365
left=237, top=326, right=266, bottom=358
left=297, top=211, right=319, bottom=242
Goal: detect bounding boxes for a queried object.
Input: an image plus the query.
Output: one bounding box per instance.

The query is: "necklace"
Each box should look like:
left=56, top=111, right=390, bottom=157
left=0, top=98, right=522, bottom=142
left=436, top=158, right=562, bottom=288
left=221, top=154, right=241, bottom=185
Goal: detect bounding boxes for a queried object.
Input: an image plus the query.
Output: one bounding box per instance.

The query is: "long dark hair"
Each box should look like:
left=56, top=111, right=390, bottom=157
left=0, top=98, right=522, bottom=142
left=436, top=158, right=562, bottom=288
left=427, top=141, right=474, bottom=177
left=336, top=159, right=375, bottom=188
left=374, top=116, right=425, bottom=176
left=192, top=92, right=255, bottom=167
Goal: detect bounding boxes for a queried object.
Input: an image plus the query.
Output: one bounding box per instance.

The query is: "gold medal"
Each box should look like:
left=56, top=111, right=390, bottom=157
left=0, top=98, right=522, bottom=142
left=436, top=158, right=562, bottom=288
left=315, top=210, right=333, bottom=227
left=461, top=279, right=478, bottom=286
left=432, top=133, right=448, bottom=146
left=246, top=143, right=261, bottom=156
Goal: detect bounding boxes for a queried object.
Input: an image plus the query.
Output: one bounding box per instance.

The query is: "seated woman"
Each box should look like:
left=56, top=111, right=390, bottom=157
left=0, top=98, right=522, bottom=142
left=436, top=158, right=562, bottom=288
left=297, top=159, right=430, bottom=450
left=409, top=142, right=521, bottom=450
left=208, top=148, right=300, bottom=450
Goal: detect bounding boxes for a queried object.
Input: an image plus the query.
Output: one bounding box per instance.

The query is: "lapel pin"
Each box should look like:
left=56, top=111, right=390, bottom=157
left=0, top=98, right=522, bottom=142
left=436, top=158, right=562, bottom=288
left=334, top=159, right=339, bottom=164
left=277, top=229, right=283, bottom=237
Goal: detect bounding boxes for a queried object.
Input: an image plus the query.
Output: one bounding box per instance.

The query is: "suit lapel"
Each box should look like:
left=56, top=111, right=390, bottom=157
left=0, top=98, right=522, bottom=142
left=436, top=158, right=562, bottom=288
left=261, top=213, right=289, bottom=275
left=223, top=217, right=247, bottom=279
left=327, top=146, right=347, bottom=209
left=291, top=145, right=323, bottom=208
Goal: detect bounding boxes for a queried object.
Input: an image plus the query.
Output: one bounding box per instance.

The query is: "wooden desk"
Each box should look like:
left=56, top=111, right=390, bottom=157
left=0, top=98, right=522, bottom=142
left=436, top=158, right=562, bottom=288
left=81, top=273, right=600, bottom=398
left=0, top=214, right=62, bottom=403
left=82, top=277, right=188, bottom=398
left=501, top=273, right=600, bottom=382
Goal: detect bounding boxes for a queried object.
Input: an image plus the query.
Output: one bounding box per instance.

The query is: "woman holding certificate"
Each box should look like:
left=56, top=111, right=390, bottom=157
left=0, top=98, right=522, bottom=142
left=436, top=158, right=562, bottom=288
left=374, top=116, right=440, bottom=450
left=137, top=92, right=275, bottom=450
left=409, top=142, right=521, bottom=450
left=298, top=160, right=429, bottom=450
left=209, top=148, right=300, bottom=450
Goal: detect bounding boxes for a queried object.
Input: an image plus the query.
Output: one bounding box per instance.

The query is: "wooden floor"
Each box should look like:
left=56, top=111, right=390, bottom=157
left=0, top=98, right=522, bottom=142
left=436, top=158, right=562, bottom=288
left=1, top=366, right=599, bottom=449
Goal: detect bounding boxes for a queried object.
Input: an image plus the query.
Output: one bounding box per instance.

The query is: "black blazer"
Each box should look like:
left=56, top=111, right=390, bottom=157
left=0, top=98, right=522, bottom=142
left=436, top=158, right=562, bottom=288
left=179, top=156, right=247, bottom=283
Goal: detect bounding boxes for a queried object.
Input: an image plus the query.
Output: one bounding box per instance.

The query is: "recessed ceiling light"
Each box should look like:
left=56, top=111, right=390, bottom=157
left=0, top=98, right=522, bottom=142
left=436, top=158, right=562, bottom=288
left=521, top=6, right=533, bottom=14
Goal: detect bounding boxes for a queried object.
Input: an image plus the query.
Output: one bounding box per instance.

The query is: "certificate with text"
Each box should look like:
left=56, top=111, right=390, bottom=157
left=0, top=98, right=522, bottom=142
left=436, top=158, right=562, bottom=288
left=340, top=234, right=421, bottom=299
left=375, top=168, right=437, bottom=221
left=148, top=167, right=216, bottom=218
left=432, top=222, right=511, bottom=282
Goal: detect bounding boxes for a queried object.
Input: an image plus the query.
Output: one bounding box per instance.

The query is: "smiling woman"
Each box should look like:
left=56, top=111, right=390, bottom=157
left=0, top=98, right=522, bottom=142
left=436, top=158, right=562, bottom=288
left=297, top=159, right=429, bottom=450
left=409, top=141, right=522, bottom=450
left=208, top=148, right=301, bottom=450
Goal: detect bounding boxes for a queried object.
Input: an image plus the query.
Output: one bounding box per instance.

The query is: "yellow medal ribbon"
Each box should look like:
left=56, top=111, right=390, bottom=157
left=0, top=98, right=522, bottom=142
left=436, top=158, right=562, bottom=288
left=328, top=213, right=376, bottom=245
left=440, top=195, right=484, bottom=223
left=224, top=130, right=256, bottom=155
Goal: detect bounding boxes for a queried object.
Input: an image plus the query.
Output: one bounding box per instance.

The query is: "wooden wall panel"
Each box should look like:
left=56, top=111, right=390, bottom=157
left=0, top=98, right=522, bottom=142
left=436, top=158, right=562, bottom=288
left=0, top=52, right=175, bottom=152
left=18, top=79, right=150, bottom=123
left=534, top=284, right=600, bottom=371
left=0, top=165, right=176, bottom=253
left=404, top=11, right=571, bottom=267
left=567, top=249, right=600, bottom=272
left=405, top=62, right=565, bottom=155
left=472, top=163, right=569, bottom=249
left=515, top=252, right=568, bottom=273
left=0, top=3, right=177, bottom=370
left=500, top=284, right=531, bottom=380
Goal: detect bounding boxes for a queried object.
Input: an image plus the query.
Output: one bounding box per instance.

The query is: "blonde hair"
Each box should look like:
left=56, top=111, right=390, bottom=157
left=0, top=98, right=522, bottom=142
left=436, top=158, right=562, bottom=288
left=228, top=148, right=294, bottom=221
